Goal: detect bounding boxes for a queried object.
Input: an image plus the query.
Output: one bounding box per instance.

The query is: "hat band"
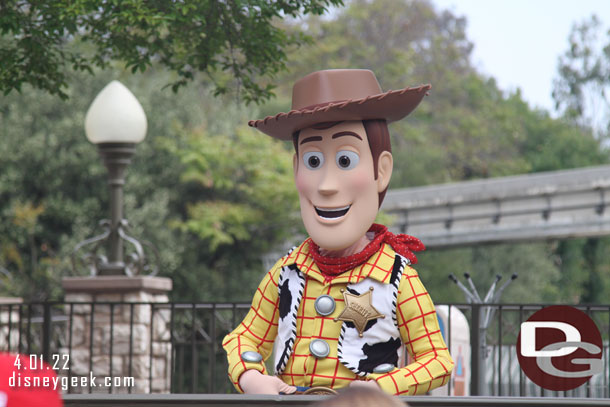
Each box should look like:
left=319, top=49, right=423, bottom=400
left=299, top=100, right=348, bottom=112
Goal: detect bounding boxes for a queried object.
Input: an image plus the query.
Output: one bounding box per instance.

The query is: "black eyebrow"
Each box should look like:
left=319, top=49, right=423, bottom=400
left=332, top=131, right=362, bottom=140
left=300, top=136, right=323, bottom=145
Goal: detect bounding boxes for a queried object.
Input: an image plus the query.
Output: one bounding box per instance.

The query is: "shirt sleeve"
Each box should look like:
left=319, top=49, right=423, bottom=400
left=222, top=259, right=283, bottom=392
left=368, top=266, right=454, bottom=395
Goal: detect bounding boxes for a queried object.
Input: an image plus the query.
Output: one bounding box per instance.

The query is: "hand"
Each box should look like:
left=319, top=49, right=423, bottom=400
left=349, top=379, right=381, bottom=390
left=239, top=369, right=297, bottom=395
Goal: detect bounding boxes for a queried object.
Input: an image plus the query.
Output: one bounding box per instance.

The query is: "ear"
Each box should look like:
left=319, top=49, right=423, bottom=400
left=376, top=151, right=393, bottom=193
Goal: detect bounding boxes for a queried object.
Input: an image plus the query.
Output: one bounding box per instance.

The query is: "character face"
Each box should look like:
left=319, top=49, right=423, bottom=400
left=293, top=121, right=392, bottom=251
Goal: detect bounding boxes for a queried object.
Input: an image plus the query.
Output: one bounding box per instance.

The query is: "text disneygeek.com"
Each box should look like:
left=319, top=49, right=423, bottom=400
left=9, top=372, right=135, bottom=391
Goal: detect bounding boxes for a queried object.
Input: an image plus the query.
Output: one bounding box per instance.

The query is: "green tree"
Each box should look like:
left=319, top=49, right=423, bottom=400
left=0, top=0, right=343, bottom=103
left=0, top=70, right=109, bottom=300
left=551, top=15, right=610, bottom=304
left=276, top=0, right=546, bottom=185
left=553, top=15, right=610, bottom=138
left=3, top=0, right=609, bottom=305
left=0, top=64, right=300, bottom=301
left=264, top=0, right=610, bottom=304
left=164, top=124, right=300, bottom=301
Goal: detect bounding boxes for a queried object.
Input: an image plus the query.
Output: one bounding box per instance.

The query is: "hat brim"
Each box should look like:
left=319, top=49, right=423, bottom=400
left=249, top=84, right=431, bottom=140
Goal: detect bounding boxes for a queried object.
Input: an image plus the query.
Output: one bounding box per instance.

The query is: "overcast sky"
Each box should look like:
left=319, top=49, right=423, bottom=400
left=432, top=0, right=610, bottom=115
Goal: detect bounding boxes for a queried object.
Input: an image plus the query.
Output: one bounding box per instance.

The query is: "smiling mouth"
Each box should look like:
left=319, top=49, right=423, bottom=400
left=314, top=205, right=351, bottom=220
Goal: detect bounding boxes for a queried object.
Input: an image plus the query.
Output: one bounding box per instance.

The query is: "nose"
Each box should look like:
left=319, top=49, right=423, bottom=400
left=317, top=166, right=339, bottom=196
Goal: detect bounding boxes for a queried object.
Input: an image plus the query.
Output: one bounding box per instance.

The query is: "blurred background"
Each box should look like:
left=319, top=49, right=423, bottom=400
left=1, top=0, right=609, bottom=306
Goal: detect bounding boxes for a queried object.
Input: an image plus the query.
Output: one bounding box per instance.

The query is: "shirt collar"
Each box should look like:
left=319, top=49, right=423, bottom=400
left=281, top=239, right=397, bottom=285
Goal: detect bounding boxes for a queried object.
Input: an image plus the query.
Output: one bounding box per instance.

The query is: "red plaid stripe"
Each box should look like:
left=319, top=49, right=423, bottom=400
left=223, top=240, right=454, bottom=394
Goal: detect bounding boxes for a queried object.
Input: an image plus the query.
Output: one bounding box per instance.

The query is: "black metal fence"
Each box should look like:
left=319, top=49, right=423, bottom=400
left=451, top=304, right=610, bottom=398
left=1, top=301, right=609, bottom=397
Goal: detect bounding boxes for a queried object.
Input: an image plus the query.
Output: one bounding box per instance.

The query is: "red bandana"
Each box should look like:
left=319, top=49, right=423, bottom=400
left=308, top=223, right=425, bottom=280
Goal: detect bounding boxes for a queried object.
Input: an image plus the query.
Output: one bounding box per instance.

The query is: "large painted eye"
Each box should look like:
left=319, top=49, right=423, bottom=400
left=303, top=152, right=324, bottom=170
left=335, top=150, right=359, bottom=170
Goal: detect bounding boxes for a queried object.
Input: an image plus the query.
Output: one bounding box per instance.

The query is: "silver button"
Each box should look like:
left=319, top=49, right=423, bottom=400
left=309, top=339, right=330, bottom=358
left=314, top=295, right=336, bottom=316
left=240, top=351, right=263, bottom=363
left=373, top=363, right=395, bottom=373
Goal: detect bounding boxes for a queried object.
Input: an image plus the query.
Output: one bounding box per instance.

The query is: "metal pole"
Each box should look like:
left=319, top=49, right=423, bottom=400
left=97, top=142, right=136, bottom=275
left=451, top=273, right=517, bottom=396
left=42, top=303, right=51, bottom=363
left=479, top=305, right=488, bottom=395
left=470, top=303, right=487, bottom=396
left=464, top=273, right=482, bottom=303
left=470, top=303, right=480, bottom=396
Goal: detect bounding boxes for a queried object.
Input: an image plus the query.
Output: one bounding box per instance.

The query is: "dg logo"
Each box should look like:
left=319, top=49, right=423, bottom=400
left=517, top=305, right=603, bottom=391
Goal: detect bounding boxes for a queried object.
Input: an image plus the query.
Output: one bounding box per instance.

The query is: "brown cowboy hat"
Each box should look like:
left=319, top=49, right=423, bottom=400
left=248, top=69, right=431, bottom=140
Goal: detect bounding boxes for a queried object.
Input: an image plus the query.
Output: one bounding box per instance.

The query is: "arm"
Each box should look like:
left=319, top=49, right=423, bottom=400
left=368, top=266, right=454, bottom=395
left=222, top=260, right=284, bottom=392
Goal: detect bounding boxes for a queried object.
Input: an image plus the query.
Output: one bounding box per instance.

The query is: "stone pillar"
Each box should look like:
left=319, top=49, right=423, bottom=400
left=62, top=276, right=172, bottom=394
left=0, top=297, right=22, bottom=352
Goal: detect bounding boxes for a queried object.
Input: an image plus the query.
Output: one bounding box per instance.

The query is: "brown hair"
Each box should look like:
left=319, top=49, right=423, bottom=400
left=292, top=119, right=391, bottom=206
left=313, top=387, right=408, bottom=407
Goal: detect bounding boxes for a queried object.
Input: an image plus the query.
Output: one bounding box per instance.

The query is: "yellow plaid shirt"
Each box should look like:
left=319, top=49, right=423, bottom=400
left=222, top=239, right=453, bottom=395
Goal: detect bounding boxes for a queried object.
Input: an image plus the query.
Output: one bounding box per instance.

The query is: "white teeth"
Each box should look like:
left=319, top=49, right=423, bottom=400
left=315, top=205, right=351, bottom=220
left=315, top=205, right=350, bottom=212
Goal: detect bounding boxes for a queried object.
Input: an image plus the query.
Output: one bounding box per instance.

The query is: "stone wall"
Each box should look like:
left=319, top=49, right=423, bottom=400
left=61, top=276, right=172, bottom=394
left=0, top=297, right=22, bottom=352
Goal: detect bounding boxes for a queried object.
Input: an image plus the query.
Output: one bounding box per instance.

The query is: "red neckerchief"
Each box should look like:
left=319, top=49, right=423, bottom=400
left=308, top=223, right=425, bottom=280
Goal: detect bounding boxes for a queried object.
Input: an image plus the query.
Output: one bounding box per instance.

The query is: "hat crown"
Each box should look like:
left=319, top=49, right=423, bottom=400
left=292, top=69, right=383, bottom=110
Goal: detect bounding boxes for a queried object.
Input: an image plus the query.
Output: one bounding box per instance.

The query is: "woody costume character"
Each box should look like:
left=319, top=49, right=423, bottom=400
left=222, top=69, right=453, bottom=395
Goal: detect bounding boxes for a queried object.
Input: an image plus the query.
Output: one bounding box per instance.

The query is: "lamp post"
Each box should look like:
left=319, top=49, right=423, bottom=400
left=72, top=80, right=158, bottom=276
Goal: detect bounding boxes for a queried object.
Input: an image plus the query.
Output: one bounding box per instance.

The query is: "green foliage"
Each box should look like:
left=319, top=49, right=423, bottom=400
left=0, top=64, right=300, bottom=301
left=162, top=124, right=300, bottom=300
left=280, top=0, right=524, bottom=184
left=0, top=0, right=343, bottom=103
left=0, top=69, right=107, bottom=300
left=550, top=14, right=610, bottom=304
left=419, top=242, right=562, bottom=304
left=2, top=0, right=610, bottom=305
left=266, top=0, right=610, bottom=304
left=553, top=15, right=610, bottom=138
left=168, top=126, right=298, bottom=251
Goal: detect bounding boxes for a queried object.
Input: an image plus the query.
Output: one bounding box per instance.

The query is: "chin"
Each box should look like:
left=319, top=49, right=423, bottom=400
left=312, top=237, right=354, bottom=251
left=307, top=223, right=366, bottom=251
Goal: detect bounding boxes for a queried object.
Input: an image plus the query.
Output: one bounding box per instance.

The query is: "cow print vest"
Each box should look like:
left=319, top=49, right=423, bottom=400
left=274, top=253, right=408, bottom=376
